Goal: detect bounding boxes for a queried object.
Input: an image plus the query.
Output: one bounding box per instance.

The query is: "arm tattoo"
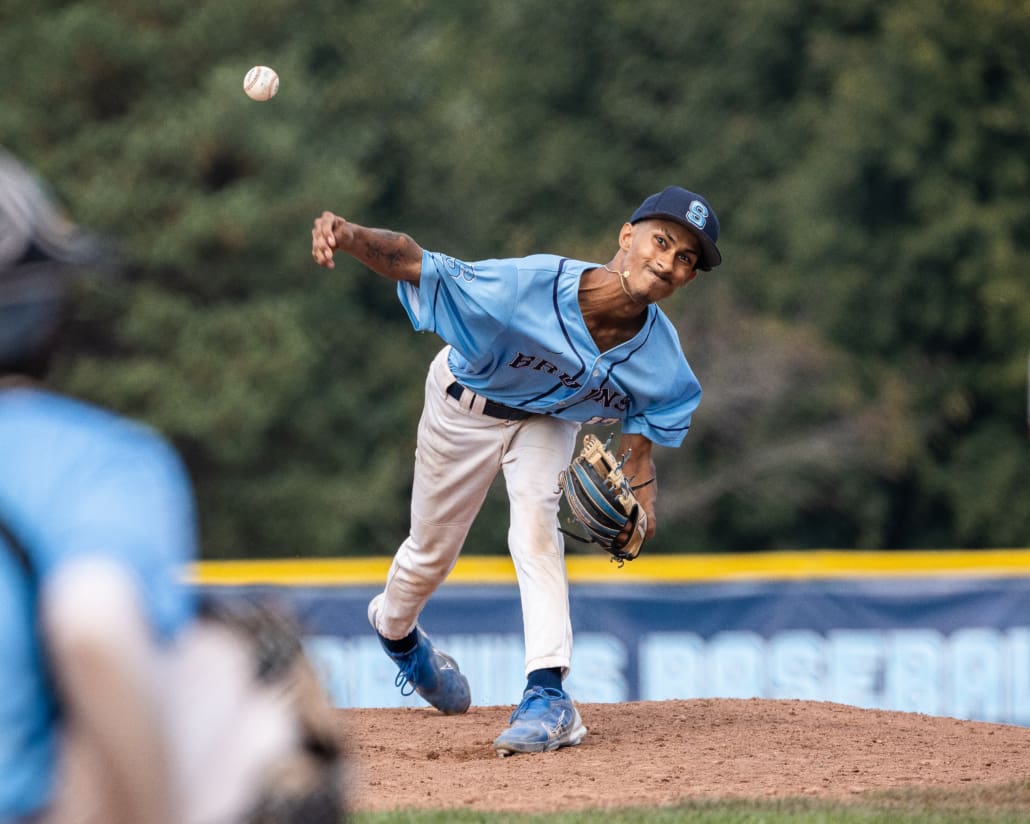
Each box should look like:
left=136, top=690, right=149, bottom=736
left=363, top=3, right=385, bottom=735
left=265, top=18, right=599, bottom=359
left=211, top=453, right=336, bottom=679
left=363, top=237, right=409, bottom=272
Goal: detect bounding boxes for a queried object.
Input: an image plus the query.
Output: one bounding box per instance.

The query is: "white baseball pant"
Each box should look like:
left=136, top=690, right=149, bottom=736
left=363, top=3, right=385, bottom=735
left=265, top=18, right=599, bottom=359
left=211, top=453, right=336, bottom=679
left=370, top=346, right=581, bottom=677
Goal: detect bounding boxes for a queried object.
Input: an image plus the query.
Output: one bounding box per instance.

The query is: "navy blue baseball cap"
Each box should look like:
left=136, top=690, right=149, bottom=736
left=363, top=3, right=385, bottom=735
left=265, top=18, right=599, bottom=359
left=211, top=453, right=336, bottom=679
left=630, top=186, right=722, bottom=271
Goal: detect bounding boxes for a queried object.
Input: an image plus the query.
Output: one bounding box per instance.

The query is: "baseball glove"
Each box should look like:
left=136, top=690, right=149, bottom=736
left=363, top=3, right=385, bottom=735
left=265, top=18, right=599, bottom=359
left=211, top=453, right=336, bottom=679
left=558, top=434, right=649, bottom=564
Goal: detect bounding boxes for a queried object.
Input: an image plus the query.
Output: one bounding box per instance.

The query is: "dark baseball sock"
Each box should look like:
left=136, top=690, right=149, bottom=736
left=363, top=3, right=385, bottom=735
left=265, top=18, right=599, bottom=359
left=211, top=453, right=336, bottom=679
left=526, top=667, right=563, bottom=693
left=381, top=629, right=419, bottom=655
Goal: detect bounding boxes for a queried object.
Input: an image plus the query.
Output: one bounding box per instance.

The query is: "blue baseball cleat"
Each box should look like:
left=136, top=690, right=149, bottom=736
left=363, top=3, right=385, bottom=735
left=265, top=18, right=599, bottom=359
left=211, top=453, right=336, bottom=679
left=378, top=626, right=471, bottom=716
left=492, top=686, right=587, bottom=756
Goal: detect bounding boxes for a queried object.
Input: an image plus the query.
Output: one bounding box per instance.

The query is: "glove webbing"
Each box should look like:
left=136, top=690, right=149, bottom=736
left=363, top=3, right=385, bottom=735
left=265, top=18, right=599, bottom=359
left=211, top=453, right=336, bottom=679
left=560, top=462, right=629, bottom=543
left=558, top=435, right=650, bottom=564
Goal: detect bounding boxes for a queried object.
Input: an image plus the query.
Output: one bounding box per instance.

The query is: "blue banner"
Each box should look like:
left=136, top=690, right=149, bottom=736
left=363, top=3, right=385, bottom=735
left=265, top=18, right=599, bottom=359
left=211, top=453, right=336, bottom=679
left=204, top=575, right=1030, bottom=725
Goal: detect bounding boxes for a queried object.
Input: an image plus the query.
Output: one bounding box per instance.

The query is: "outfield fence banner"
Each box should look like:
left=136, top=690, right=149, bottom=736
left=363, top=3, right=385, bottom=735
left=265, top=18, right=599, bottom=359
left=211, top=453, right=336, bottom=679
left=194, top=552, right=1030, bottom=725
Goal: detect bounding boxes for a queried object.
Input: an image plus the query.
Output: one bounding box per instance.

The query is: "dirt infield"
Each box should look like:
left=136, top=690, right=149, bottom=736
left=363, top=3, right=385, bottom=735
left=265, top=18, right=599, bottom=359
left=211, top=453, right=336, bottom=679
left=336, top=698, right=1030, bottom=814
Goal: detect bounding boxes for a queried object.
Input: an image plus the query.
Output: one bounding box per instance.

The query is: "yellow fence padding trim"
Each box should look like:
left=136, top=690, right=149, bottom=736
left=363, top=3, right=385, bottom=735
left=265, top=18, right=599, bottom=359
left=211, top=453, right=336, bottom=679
left=188, top=549, right=1030, bottom=587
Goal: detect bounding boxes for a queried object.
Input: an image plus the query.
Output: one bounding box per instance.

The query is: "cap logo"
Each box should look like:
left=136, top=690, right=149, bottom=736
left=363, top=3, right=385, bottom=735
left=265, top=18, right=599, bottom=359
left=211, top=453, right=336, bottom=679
left=686, top=200, right=708, bottom=230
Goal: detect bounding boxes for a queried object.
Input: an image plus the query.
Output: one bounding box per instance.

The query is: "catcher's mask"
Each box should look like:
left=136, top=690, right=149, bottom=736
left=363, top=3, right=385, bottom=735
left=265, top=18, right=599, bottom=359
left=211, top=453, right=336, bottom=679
left=0, top=147, right=115, bottom=373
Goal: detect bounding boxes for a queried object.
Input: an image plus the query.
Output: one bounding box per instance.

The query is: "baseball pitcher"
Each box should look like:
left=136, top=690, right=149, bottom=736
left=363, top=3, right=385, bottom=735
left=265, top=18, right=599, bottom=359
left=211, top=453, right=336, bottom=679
left=311, top=185, right=721, bottom=755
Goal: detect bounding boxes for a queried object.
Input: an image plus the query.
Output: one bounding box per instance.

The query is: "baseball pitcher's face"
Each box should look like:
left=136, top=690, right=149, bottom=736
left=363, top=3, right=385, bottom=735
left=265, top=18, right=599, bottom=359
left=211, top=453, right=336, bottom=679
left=619, top=219, right=701, bottom=304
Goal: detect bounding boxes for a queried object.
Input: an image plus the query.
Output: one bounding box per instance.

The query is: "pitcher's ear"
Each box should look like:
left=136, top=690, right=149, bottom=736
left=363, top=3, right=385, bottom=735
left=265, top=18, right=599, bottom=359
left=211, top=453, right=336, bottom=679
left=619, top=222, right=635, bottom=251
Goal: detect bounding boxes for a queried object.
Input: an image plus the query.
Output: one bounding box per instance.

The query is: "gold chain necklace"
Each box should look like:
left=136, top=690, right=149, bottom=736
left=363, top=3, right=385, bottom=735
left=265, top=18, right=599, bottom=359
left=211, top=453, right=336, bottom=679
left=603, top=265, right=636, bottom=301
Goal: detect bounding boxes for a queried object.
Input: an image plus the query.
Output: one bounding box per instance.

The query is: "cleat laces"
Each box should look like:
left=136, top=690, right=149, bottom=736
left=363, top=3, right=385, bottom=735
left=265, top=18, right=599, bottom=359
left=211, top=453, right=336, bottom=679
left=509, top=686, right=559, bottom=722
left=394, top=656, right=419, bottom=696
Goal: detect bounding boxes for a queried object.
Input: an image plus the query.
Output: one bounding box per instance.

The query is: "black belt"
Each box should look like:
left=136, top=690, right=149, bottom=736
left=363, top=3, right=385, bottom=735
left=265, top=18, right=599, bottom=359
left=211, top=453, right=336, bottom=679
left=446, top=381, right=534, bottom=421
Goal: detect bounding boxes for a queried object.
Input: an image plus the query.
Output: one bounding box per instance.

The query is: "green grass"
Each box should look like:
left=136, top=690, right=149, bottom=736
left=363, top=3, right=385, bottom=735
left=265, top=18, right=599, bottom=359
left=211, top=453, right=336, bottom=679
left=349, top=784, right=1030, bottom=824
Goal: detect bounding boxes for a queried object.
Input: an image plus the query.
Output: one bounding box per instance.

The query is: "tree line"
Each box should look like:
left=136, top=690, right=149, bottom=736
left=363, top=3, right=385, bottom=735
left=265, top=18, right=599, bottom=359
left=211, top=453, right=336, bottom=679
left=4, top=0, right=1028, bottom=557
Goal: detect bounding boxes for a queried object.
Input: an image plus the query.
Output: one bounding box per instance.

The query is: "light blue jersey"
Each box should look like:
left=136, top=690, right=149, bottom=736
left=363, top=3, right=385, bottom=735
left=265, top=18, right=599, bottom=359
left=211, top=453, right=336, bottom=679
left=0, top=387, right=197, bottom=820
left=398, top=252, right=701, bottom=448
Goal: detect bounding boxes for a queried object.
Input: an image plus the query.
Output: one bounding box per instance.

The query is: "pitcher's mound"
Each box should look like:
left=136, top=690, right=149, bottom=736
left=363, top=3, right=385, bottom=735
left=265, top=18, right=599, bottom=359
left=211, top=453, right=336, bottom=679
left=335, top=698, right=1030, bottom=813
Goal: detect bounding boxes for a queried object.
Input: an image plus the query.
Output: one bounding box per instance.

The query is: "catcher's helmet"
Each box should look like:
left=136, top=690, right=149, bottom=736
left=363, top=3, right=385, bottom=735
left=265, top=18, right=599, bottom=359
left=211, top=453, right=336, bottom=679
left=0, top=147, right=112, bottom=372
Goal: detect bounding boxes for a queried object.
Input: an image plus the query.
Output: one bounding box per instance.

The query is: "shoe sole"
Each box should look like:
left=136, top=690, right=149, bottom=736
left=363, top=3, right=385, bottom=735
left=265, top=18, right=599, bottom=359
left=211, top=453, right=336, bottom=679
left=493, top=719, right=587, bottom=757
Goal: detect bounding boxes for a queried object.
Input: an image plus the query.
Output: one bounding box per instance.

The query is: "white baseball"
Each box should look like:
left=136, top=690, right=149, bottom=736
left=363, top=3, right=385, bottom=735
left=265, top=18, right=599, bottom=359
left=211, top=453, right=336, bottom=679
left=243, top=66, right=279, bottom=101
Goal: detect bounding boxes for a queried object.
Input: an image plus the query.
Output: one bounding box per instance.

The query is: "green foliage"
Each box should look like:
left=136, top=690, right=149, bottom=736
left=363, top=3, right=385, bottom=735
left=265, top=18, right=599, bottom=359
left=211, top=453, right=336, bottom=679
left=5, top=0, right=1029, bottom=555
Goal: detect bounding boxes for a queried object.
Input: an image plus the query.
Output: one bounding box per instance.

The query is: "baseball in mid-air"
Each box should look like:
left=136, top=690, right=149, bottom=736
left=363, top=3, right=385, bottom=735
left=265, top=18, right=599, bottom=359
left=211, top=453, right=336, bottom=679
left=243, top=66, right=279, bottom=101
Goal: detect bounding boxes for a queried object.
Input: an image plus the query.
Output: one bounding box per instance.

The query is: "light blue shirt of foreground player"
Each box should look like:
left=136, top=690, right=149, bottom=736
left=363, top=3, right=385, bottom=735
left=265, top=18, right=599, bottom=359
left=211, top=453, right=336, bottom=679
left=0, top=387, right=197, bottom=821
left=398, top=252, right=702, bottom=448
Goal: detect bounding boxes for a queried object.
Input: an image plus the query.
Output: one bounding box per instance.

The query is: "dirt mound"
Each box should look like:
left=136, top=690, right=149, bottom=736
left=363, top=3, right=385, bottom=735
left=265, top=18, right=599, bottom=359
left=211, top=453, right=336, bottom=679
left=335, top=698, right=1030, bottom=814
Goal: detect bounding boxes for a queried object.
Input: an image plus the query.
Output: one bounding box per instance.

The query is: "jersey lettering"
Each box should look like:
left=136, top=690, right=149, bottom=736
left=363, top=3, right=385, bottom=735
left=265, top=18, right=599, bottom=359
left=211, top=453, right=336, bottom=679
left=508, top=352, right=581, bottom=389
left=585, top=387, right=632, bottom=411
left=508, top=353, right=634, bottom=409
left=442, top=256, right=477, bottom=282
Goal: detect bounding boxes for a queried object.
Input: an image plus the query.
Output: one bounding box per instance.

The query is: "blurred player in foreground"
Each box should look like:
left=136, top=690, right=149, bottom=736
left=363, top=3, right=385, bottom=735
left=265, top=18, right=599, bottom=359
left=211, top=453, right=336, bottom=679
left=312, top=185, right=721, bottom=755
left=0, top=148, right=344, bottom=824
